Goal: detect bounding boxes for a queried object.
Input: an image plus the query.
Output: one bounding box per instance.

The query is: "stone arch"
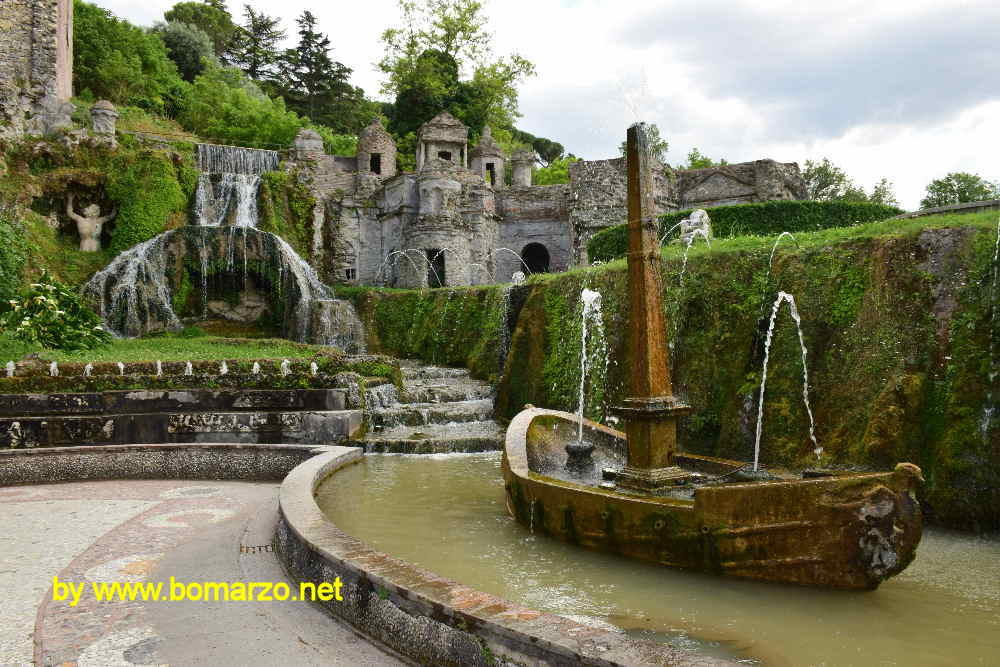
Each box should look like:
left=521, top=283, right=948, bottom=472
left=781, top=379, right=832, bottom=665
left=521, top=242, right=550, bottom=274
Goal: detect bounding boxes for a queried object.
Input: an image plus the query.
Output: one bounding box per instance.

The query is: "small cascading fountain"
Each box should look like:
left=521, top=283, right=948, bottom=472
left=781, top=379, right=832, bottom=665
left=754, top=291, right=821, bottom=471
left=193, top=144, right=279, bottom=228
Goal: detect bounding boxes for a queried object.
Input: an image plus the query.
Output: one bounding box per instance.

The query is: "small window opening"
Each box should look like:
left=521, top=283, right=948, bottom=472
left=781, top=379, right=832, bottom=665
left=425, top=249, right=445, bottom=288
left=345, top=268, right=357, bottom=281
left=485, top=162, right=497, bottom=186
left=438, top=151, right=452, bottom=162
left=370, top=153, right=382, bottom=174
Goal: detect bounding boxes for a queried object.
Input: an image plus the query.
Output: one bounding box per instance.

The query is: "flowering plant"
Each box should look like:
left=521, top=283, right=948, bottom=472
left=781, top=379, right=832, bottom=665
left=0, top=272, right=112, bottom=350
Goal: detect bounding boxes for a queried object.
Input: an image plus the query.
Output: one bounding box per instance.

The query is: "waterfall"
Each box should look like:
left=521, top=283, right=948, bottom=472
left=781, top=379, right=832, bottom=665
left=193, top=144, right=279, bottom=228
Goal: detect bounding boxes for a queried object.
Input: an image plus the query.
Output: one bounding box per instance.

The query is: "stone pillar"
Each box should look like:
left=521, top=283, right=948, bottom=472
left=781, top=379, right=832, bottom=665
left=611, top=123, right=692, bottom=492
left=511, top=150, right=534, bottom=187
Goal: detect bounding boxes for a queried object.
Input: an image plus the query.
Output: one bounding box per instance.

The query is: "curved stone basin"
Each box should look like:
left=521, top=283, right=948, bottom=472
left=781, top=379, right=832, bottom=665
left=503, top=407, right=924, bottom=590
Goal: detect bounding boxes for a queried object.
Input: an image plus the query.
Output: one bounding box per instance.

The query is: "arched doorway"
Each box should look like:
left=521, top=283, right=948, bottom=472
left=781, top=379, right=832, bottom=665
left=521, top=243, right=550, bottom=274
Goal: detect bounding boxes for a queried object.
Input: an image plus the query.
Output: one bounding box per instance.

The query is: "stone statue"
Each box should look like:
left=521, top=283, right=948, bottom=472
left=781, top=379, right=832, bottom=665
left=678, top=209, right=711, bottom=246
left=90, top=100, right=119, bottom=137
left=66, top=193, right=116, bottom=252
left=26, top=94, right=75, bottom=136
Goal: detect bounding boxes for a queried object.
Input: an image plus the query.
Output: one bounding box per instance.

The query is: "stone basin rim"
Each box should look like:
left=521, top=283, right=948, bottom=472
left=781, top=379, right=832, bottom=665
left=277, top=446, right=720, bottom=666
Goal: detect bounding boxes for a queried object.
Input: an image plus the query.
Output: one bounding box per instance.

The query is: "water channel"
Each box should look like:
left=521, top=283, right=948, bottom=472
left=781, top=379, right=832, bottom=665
left=316, top=452, right=1000, bottom=666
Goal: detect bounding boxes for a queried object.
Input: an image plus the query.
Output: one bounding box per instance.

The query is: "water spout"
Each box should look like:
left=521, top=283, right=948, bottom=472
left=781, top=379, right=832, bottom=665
left=155, top=360, right=162, bottom=376
left=566, top=288, right=605, bottom=471
left=5, top=361, right=13, bottom=377
left=184, top=361, right=193, bottom=376
left=252, top=362, right=261, bottom=375
left=220, top=361, right=228, bottom=375
left=83, top=363, right=93, bottom=377
left=49, top=361, right=58, bottom=377
left=754, top=292, right=820, bottom=471
left=310, top=361, right=318, bottom=376
left=280, top=359, right=291, bottom=376
left=117, top=362, right=125, bottom=376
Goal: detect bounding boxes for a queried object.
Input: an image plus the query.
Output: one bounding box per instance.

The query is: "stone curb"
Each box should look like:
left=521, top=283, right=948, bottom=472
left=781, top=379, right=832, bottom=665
left=0, top=442, right=329, bottom=485
left=276, top=447, right=721, bottom=666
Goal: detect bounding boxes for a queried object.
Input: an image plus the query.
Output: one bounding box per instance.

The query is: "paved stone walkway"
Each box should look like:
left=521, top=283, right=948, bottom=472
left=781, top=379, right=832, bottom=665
left=0, top=480, right=404, bottom=666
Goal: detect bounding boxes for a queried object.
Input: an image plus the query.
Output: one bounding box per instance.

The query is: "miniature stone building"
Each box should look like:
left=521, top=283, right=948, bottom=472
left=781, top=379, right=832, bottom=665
left=290, top=112, right=808, bottom=288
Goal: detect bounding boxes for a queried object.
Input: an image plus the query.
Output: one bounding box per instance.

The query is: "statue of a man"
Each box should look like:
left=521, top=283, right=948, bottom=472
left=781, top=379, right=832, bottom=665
left=66, top=193, right=116, bottom=252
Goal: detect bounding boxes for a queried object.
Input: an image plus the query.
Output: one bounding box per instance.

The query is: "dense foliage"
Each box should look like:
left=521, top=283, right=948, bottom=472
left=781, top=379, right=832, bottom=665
left=73, top=0, right=187, bottom=115
left=0, top=205, right=27, bottom=302
left=920, top=172, right=1000, bottom=209
left=105, top=145, right=195, bottom=252
left=0, top=273, right=111, bottom=351
left=533, top=156, right=579, bottom=186
left=803, top=158, right=898, bottom=207
left=587, top=200, right=904, bottom=263
left=152, top=21, right=216, bottom=82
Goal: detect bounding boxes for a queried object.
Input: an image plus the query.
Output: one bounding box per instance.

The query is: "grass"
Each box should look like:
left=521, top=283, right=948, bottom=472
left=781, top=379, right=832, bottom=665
left=0, top=333, right=341, bottom=364
left=72, top=99, right=202, bottom=143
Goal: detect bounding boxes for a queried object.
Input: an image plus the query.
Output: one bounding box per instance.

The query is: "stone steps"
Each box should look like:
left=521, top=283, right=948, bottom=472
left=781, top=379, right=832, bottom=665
left=368, top=399, right=494, bottom=429
left=355, top=361, right=502, bottom=454
left=399, top=380, right=494, bottom=404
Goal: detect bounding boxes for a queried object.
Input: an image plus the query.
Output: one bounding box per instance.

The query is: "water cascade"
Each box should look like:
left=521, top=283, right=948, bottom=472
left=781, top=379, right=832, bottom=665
left=83, top=363, right=92, bottom=377
left=754, top=291, right=820, bottom=471
left=252, top=362, right=261, bottom=375
left=5, top=361, right=13, bottom=377
left=280, top=359, right=290, bottom=376
left=83, top=227, right=364, bottom=349
left=117, top=362, right=125, bottom=375
left=193, top=144, right=279, bottom=228
left=220, top=361, right=228, bottom=375
left=155, top=360, right=162, bottom=376
left=184, top=361, right=193, bottom=376
left=49, top=362, right=58, bottom=377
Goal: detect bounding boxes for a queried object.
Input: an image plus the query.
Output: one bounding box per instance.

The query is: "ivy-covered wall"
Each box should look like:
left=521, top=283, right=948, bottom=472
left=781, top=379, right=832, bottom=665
left=352, top=212, right=1000, bottom=530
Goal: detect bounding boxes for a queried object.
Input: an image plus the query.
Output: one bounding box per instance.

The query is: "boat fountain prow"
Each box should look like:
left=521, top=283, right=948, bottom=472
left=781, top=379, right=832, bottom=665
left=501, top=123, right=924, bottom=590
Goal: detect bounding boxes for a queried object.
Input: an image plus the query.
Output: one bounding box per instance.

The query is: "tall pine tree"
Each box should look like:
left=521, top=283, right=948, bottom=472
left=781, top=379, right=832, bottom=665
left=278, top=11, right=374, bottom=134
left=229, top=5, right=285, bottom=81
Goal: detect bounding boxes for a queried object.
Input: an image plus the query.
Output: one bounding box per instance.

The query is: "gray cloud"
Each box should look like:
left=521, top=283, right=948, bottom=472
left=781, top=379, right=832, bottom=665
left=620, top=1, right=1000, bottom=140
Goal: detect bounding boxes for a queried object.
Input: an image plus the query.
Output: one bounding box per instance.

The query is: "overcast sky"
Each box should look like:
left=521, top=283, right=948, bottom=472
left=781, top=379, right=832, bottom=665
left=95, top=0, right=1000, bottom=210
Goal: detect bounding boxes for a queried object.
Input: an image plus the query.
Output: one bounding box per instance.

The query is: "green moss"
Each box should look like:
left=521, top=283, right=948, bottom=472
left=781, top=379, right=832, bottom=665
left=258, top=170, right=315, bottom=261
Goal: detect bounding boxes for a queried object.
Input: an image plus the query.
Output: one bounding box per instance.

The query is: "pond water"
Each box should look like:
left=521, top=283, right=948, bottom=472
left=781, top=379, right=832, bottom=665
left=316, top=453, right=1000, bottom=666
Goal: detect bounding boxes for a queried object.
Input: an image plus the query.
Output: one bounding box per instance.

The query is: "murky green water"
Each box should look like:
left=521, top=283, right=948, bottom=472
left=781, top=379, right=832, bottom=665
left=316, top=453, right=1000, bottom=666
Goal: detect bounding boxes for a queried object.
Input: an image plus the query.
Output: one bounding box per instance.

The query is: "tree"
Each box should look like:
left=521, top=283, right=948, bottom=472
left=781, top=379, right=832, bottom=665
left=679, top=147, right=727, bottom=170
left=73, top=0, right=187, bottom=113
left=176, top=66, right=303, bottom=148
left=920, top=172, right=999, bottom=209
left=229, top=5, right=286, bottom=81
left=534, top=155, right=579, bottom=185
left=801, top=157, right=896, bottom=204
left=618, top=123, right=668, bottom=162
left=163, top=0, right=237, bottom=58
left=277, top=11, right=375, bottom=134
left=869, top=178, right=899, bottom=207
left=152, top=21, right=216, bottom=82
left=379, top=0, right=535, bottom=141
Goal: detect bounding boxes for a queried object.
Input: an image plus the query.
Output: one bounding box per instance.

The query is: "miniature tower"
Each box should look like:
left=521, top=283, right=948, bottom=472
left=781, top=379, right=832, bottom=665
left=511, top=150, right=534, bottom=187
left=470, top=126, right=505, bottom=189
left=357, top=118, right=397, bottom=179
left=416, top=112, right=468, bottom=170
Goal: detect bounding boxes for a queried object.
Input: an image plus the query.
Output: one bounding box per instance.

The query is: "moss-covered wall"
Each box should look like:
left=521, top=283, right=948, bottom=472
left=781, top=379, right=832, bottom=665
left=0, top=134, right=197, bottom=287
left=352, top=213, right=1000, bottom=530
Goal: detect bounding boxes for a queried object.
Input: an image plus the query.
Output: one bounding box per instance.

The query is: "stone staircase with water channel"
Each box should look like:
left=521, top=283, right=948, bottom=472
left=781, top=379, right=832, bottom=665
left=356, top=360, right=503, bottom=454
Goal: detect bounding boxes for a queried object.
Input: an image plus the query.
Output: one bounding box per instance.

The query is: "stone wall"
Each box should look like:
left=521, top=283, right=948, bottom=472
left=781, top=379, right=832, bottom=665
left=0, top=0, right=72, bottom=137
left=676, top=159, right=807, bottom=209
left=497, top=185, right=572, bottom=280
left=568, top=158, right=676, bottom=265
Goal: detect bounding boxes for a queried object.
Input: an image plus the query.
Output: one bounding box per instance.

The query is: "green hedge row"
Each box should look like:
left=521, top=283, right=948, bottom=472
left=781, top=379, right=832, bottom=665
left=586, top=200, right=903, bottom=263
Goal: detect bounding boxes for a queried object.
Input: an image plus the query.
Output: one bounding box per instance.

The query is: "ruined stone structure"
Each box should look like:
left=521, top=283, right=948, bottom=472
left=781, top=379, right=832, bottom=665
left=0, top=0, right=73, bottom=137
left=292, top=112, right=808, bottom=287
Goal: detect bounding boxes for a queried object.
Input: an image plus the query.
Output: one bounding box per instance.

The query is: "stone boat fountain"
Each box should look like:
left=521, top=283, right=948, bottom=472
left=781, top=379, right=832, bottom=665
left=502, top=124, right=924, bottom=590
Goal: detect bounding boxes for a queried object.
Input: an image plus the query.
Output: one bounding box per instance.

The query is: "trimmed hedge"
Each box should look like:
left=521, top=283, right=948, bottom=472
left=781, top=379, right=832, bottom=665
left=587, top=200, right=903, bottom=263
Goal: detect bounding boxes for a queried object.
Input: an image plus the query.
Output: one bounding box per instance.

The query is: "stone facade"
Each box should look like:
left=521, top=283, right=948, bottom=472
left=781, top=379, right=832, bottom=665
left=676, top=159, right=807, bottom=209
left=291, top=113, right=808, bottom=287
left=0, top=0, right=72, bottom=137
